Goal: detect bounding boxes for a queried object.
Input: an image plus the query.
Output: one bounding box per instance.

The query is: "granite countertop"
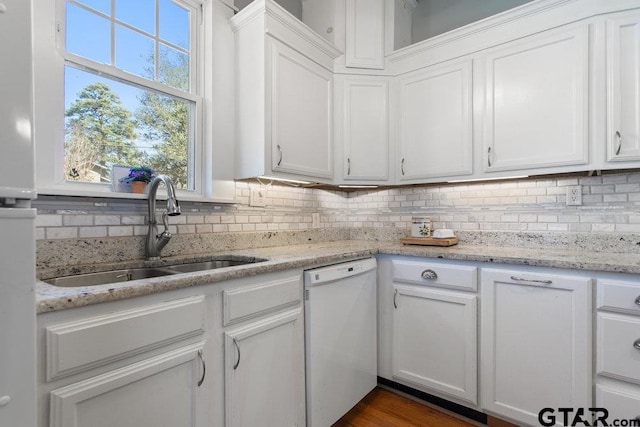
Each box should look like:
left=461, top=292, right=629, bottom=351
left=36, top=239, right=640, bottom=314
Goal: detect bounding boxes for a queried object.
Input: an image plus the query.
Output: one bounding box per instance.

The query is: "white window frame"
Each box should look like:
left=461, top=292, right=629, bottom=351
left=33, top=0, right=211, bottom=200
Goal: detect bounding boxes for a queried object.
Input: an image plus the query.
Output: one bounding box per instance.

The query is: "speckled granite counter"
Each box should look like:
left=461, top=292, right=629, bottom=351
left=36, top=239, right=640, bottom=314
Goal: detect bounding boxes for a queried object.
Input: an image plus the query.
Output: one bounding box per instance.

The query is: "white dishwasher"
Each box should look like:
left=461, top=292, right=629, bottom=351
left=304, top=257, right=377, bottom=427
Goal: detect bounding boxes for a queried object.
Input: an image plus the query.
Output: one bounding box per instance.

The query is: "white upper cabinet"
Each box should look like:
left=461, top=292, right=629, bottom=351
left=231, top=0, right=341, bottom=183
left=335, top=75, right=390, bottom=183
left=606, top=10, right=640, bottom=162
left=267, top=39, right=335, bottom=179
left=397, top=59, right=473, bottom=182
left=345, top=0, right=385, bottom=69
left=482, top=25, right=590, bottom=174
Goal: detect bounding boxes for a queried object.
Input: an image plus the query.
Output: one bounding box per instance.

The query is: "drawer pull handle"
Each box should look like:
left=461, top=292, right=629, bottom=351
left=635, top=295, right=640, bottom=306
left=233, top=337, right=241, bottom=370
left=197, top=349, right=206, bottom=387
left=634, top=339, right=640, bottom=350
left=393, top=288, right=398, bottom=309
left=510, top=275, right=552, bottom=285
left=421, top=269, right=438, bottom=280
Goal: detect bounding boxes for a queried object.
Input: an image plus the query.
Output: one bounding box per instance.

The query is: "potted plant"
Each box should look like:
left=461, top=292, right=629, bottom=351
left=120, top=165, right=156, bottom=194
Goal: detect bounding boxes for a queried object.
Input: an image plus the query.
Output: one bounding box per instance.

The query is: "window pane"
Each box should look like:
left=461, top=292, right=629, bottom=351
left=159, top=43, right=189, bottom=91
left=64, top=66, right=192, bottom=189
left=66, top=3, right=110, bottom=63
left=115, top=25, right=155, bottom=79
left=72, top=0, right=110, bottom=15
left=115, top=0, right=155, bottom=35
left=159, top=0, right=190, bottom=50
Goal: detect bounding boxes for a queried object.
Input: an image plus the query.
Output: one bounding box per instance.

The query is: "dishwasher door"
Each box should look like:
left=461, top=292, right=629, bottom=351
left=304, top=257, right=377, bottom=427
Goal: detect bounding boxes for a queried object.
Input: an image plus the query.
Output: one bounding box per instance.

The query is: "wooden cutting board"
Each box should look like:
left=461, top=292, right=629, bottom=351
left=399, top=236, right=459, bottom=247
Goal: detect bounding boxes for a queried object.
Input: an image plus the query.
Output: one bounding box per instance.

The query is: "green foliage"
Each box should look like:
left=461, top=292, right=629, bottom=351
left=65, top=83, right=144, bottom=181
left=135, top=50, right=190, bottom=189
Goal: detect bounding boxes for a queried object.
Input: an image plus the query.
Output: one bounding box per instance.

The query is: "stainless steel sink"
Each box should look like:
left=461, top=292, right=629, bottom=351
left=165, top=258, right=266, bottom=273
left=43, top=256, right=268, bottom=287
left=44, top=267, right=177, bottom=287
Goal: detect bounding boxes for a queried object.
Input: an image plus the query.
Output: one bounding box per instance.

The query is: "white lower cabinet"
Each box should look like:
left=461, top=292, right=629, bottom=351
left=392, top=285, right=477, bottom=404
left=38, top=295, right=209, bottom=427
left=223, top=309, right=305, bottom=427
left=596, top=277, right=640, bottom=423
left=49, top=343, right=205, bottom=427
left=377, top=256, right=479, bottom=406
left=38, top=270, right=305, bottom=427
left=480, top=268, right=592, bottom=427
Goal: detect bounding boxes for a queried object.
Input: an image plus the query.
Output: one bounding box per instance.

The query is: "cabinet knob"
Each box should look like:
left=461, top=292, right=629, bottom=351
left=634, top=295, right=640, bottom=306
left=421, top=269, right=438, bottom=280
left=634, top=338, right=640, bottom=350
left=0, top=395, right=10, bottom=407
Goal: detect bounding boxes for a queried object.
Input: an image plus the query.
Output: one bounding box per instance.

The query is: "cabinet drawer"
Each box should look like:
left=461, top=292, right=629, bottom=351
left=392, top=259, right=477, bottom=291
left=596, top=383, right=640, bottom=421
left=597, top=312, right=640, bottom=384
left=598, top=279, right=640, bottom=315
left=223, top=275, right=301, bottom=326
left=46, top=295, right=205, bottom=381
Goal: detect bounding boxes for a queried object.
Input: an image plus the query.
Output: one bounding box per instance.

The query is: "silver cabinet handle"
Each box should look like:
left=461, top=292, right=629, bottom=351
left=487, top=146, right=492, bottom=167
left=393, top=288, right=398, bottom=309
left=615, top=131, right=622, bottom=155
left=347, top=158, right=351, bottom=176
left=401, top=158, right=405, bottom=176
left=197, top=349, right=206, bottom=386
left=276, top=145, right=283, bottom=166
left=421, top=269, right=438, bottom=280
left=510, top=275, right=552, bottom=285
left=635, top=296, right=640, bottom=306
left=232, top=337, right=241, bottom=370
left=634, top=339, right=640, bottom=350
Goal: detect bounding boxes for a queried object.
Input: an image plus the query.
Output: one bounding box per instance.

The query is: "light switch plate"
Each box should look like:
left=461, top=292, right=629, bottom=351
left=249, top=188, right=266, bottom=207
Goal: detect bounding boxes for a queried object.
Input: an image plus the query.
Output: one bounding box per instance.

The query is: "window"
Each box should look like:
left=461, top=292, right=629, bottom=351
left=36, top=0, right=203, bottom=194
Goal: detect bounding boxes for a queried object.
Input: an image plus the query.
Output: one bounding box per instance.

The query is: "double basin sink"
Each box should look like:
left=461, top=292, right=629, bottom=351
left=43, top=256, right=268, bottom=288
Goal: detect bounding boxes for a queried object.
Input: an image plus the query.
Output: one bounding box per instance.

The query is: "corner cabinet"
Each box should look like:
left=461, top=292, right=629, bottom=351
left=480, top=268, right=592, bottom=427
left=606, top=10, right=640, bottom=163
left=345, top=0, right=385, bottom=70
left=482, top=24, right=590, bottom=174
left=231, top=0, right=342, bottom=183
left=396, top=58, right=473, bottom=182
left=334, top=74, right=390, bottom=183
left=377, top=256, right=479, bottom=407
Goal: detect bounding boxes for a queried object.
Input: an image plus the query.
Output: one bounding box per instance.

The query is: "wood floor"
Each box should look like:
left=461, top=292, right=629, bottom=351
left=332, top=387, right=478, bottom=427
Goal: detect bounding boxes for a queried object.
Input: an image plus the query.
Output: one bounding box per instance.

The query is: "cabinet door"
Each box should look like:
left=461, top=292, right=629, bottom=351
left=224, top=309, right=305, bottom=427
left=397, top=59, right=473, bottom=181
left=607, top=11, right=640, bottom=161
left=392, top=285, right=477, bottom=404
left=49, top=343, right=206, bottom=427
left=339, top=76, right=389, bottom=181
left=483, top=26, right=589, bottom=173
left=480, top=269, right=591, bottom=426
left=345, top=0, right=385, bottom=69
left=267, top=38, right=333, bottom=179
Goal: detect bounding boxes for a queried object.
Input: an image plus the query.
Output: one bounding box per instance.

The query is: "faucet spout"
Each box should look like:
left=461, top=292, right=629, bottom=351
left=146, top=175, right=181, bottom=259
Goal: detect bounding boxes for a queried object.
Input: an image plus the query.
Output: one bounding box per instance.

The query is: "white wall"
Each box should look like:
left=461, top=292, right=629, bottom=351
left=411, top=0, right=533, bottom=43
left=235, top=0, right=302, bottom=19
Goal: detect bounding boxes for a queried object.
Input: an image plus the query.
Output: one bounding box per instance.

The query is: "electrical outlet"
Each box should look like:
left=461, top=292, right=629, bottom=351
left=566, top=185, right=582, bottom=206
left=249, top=188, right=266, bottom=207
left=312, top=213, right=320, bottom=229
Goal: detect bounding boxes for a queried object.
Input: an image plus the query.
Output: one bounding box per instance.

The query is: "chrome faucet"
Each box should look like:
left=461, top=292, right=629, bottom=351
left=145, top=175, right=181, bottom=259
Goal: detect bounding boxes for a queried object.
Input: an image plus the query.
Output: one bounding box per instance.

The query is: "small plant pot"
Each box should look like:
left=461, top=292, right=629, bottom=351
left=130, top=181, right=147, bottom=194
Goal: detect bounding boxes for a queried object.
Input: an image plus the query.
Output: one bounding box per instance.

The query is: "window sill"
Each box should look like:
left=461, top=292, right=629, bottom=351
left=36, top=186, right=231, bottom=203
